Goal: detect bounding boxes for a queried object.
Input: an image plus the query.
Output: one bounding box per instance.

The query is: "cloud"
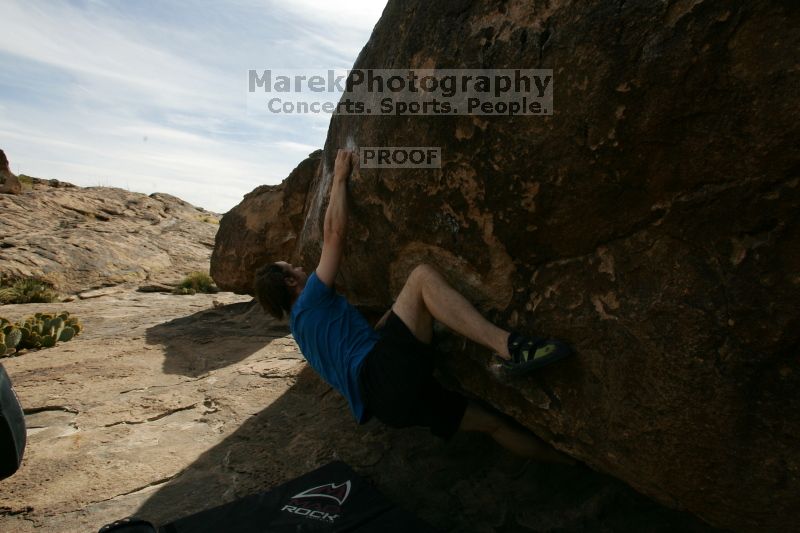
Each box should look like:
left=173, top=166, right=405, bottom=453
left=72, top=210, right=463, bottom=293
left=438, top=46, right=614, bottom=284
left=0, top=0, right=386, bottom=212
left=272, top=0, right=386, bottom=31
left=275, top=141, right=321, bottom=153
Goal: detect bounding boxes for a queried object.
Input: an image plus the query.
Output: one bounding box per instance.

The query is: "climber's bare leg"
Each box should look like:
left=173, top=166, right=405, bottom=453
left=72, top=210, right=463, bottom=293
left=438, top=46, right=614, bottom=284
left=459, top=401, right=574, bottom=464
left=391, top=263, right=511, bottom=358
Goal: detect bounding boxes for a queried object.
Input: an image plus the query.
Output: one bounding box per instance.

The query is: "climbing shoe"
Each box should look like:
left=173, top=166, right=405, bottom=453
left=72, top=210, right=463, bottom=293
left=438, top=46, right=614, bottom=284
left=501, top=332, right=573, bottom=376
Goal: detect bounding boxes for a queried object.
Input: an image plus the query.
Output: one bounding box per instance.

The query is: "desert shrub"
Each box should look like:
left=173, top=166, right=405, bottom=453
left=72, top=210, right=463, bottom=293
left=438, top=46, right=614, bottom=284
left=173, top=272, right=218, bottom=295
left=0, top=277, right=59, bottom=304
left=14, top=175, right=35, bottom=192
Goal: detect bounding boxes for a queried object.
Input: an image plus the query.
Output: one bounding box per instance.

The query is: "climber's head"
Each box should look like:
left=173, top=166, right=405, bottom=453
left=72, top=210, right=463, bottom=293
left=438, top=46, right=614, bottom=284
left=253, top=261, right=307, bottom=320
left=0, top=150, right=8, bottom=173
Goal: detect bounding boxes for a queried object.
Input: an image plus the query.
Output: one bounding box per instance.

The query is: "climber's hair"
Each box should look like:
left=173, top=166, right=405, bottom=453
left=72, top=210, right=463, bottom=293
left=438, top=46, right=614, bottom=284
left=0, top=149, right=8, bottom=172
left=253, top=262, right=292, bottom=320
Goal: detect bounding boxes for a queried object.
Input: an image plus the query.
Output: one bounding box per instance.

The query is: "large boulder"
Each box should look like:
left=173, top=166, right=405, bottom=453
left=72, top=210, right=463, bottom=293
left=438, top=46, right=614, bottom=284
left=213, top=1, right=799, bottom=530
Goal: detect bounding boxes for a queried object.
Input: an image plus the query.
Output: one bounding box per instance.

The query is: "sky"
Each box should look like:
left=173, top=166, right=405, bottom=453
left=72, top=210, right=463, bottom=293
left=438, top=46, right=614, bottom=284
left=0, top=0, right=387, bottom=213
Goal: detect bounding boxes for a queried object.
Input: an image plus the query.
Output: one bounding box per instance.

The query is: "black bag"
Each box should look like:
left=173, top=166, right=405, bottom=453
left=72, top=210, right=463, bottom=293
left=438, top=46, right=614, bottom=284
left=0, top=363, right=26, bottom=480
left=101, top=461, right=438, bottom=532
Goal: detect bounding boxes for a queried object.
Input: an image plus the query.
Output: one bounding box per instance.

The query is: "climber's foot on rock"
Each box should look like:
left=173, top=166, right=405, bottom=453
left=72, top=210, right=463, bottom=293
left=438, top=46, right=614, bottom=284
left=500, top=332, right=573, bottom=376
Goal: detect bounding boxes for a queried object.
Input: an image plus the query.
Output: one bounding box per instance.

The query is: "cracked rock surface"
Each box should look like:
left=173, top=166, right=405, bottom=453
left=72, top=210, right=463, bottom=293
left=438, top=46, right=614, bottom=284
left=0, top=289, right=715, bottom=532
left=0, top=180, right=219, bottom=293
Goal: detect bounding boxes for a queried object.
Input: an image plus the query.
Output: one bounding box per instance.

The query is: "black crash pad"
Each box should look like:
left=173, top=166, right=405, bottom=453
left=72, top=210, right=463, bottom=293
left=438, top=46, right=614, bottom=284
left=159, top=461, right=438, bottom=532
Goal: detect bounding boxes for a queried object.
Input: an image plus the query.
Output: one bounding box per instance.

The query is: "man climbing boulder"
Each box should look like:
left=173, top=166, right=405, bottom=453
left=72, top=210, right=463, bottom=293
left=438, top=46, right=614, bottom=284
left=254, top=148, right=575, bottom=463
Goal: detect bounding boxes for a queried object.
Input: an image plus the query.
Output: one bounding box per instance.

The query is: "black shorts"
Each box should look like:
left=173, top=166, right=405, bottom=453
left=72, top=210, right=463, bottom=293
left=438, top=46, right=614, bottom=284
left=358, top=310, right=468, bottom=440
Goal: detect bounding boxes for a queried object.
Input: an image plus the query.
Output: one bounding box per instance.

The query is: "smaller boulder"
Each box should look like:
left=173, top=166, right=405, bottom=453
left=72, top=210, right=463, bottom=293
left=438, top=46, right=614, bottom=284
left=0, top=149, right=22, bottom=195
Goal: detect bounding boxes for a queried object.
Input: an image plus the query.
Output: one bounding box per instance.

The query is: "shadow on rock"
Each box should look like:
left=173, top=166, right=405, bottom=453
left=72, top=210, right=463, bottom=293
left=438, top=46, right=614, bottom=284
left=145, top=300, right=288, bottom=377
left=133, top=367, right=720, bottom=532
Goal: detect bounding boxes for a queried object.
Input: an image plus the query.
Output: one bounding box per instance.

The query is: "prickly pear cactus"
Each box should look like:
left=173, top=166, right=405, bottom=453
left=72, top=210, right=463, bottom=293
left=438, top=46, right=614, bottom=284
left=4, top=327, right=22, bottom=350
left=0, top=311, right=83, bottom=356
left=58, top=327, right=75, bottom=343
left=46, top=317, right=65, bottom=340
left=28, top=333, right=42, bottom=349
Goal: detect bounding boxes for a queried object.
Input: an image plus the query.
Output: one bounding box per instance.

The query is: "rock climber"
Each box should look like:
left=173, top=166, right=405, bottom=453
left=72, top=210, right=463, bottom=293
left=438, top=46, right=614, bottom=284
left=254, top=148, right=575, bottom=463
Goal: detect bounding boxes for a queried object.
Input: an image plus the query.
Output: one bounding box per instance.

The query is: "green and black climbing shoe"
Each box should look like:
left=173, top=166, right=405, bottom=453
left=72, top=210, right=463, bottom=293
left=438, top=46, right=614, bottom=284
left=501, top=332, right=573, bottom=376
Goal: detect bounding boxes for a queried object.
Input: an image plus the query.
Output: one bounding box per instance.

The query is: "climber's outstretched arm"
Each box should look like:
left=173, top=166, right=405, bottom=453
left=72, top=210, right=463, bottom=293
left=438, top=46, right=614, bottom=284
left=316, top=149, right=357, bottom=287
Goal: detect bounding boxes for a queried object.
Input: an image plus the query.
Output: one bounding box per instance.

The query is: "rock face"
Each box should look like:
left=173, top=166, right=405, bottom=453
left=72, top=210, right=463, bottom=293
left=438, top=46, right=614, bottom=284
left=213, top=1, right=799, bottom=530
left=1, top=180, right=220, bottom=293
left=0, top=149, right=22, bottom=195
left=210, top=151, right=320, bottom=293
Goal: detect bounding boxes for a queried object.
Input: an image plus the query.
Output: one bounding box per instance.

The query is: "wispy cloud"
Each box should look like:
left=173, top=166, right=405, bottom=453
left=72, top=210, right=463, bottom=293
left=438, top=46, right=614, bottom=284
left=0, top=0, right=386, bottom=212
left=275, top=140, right=322, bottom=153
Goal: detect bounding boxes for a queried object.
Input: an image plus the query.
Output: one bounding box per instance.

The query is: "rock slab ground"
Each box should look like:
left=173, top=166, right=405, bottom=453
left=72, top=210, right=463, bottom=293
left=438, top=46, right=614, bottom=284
left=0, top=290, right=716, bottom=532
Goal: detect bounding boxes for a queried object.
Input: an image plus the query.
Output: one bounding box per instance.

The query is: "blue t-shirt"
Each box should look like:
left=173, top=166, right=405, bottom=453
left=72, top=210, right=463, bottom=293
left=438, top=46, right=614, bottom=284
left=289, top=271, right=379, bottom=423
